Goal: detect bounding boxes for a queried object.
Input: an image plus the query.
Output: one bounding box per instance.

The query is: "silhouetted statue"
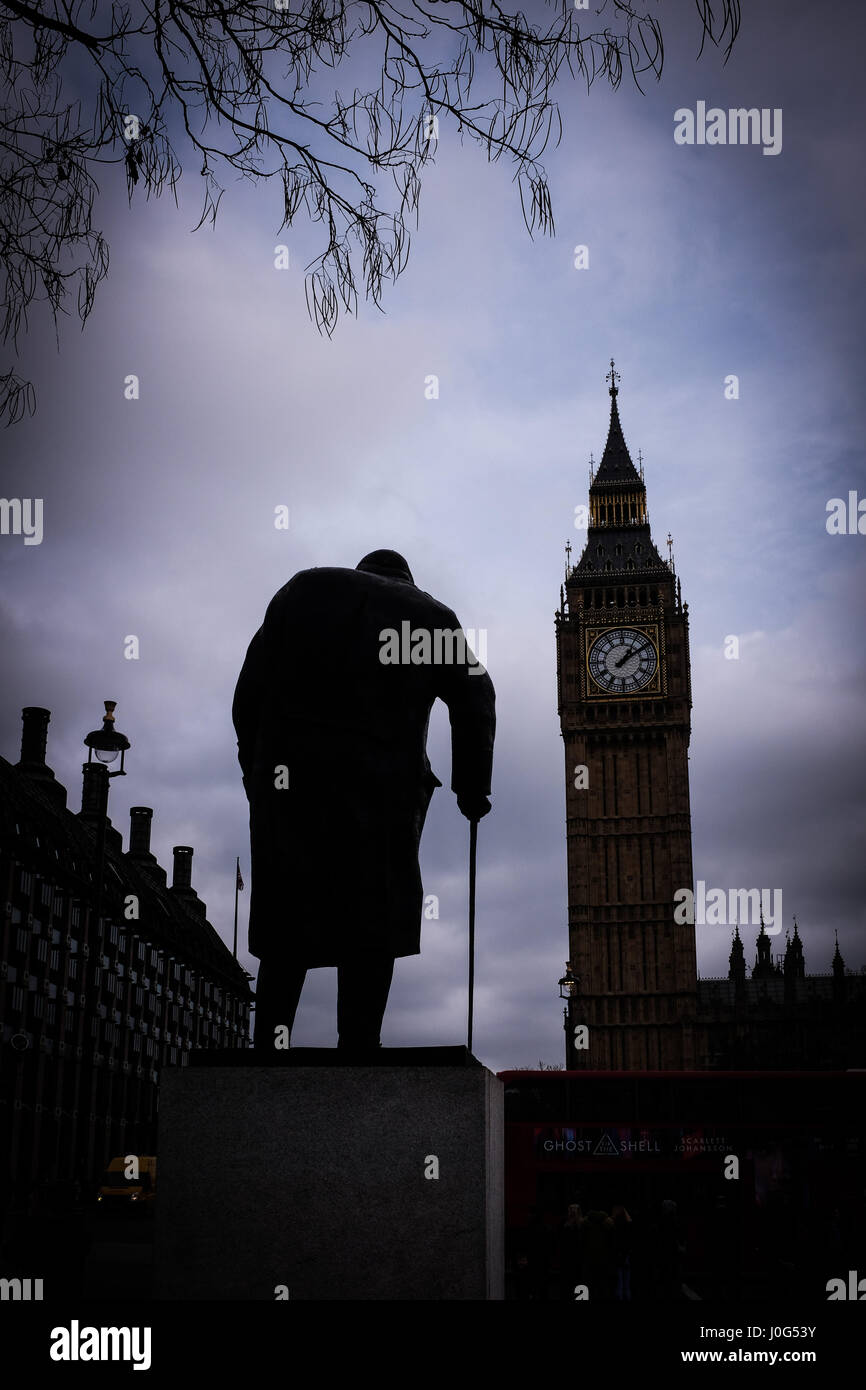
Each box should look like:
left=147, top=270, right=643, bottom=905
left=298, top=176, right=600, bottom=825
left=232, top=551, right=495, bottom=1055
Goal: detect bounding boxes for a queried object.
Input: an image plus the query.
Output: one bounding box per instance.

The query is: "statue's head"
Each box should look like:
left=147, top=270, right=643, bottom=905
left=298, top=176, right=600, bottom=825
left=356, top=550, right=414, bottom=584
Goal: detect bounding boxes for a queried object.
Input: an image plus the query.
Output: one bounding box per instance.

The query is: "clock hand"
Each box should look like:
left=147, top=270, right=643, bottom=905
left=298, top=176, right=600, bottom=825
left=613, top=649, right=634, bottom=669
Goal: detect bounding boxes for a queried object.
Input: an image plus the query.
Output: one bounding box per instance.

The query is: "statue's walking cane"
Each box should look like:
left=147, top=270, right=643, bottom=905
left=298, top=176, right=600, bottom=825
left=467, top=817, right=478, bottom=1055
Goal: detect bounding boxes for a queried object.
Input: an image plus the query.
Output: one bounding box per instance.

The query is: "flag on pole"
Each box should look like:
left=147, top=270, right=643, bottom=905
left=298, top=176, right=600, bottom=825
left=236, top=857, right=244, bottom=892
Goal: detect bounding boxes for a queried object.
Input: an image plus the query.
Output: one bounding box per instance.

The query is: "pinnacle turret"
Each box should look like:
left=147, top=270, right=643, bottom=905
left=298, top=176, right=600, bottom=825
left=592, top=359, right=643, bottom=486
left=753, top=912, right=780, bottom=980
left=728, top=925, right=746, bottom=986
left=784, top=916, right=805, bottom=980
left=573, top=362, right=667, bottom=577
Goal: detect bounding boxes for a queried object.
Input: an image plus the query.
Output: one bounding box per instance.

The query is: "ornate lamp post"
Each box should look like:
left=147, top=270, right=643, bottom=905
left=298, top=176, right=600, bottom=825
left=84, top=699, right=130, bottom=770
left=84, top=701, right=130, bottom=937
left=81, top=700, right=130, bottom=1178
left=558, top=961, right=579, bottom=1069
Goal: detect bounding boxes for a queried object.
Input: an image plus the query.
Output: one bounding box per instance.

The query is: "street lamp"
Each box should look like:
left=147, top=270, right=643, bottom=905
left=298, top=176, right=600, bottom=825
left=84, top=700, right=130, bottom=772
left=558, top=962, right=578, bottom=1001
left=83, top=699, right=131, bottom=939
left=81, top=700, right=131, bottom=1181
left=558, top=961, right=579, bottom=1069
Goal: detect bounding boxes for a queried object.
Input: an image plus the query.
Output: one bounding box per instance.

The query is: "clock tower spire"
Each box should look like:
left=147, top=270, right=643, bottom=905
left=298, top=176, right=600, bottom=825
left=556, top=365, right=698, bottom=1069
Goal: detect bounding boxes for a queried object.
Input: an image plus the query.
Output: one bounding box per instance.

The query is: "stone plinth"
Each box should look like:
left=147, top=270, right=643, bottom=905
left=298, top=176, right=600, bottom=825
left=154, top=1060, right=503, bottom=1300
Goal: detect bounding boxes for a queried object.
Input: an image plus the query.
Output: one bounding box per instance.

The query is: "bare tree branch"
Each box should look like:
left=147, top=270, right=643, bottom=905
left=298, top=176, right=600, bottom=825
left=0, top=0, right=742, bottom=422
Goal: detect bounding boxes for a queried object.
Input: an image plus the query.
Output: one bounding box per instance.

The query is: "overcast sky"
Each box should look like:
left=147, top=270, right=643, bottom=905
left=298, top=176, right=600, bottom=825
left=2, top=1, right=865, bottom=1069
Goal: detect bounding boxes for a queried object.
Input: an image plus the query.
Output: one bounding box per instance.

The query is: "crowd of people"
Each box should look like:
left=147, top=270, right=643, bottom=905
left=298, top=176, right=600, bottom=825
left=509, top=1199, right=687, bottom=1301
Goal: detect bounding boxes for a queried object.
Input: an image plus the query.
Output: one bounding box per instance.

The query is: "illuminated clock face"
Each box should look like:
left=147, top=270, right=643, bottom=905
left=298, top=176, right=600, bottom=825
left=588, top=628, right=658, bottom=693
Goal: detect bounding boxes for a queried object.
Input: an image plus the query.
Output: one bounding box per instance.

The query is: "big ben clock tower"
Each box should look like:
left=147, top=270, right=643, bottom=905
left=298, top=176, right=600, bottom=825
left=555, top=363, right=698, bottom=1070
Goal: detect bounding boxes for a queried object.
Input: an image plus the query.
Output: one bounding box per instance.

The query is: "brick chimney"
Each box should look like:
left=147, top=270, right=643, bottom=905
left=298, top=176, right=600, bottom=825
left=172, top=846, right=194, bottom=890
left=19, top=706, right=50, bottom=766
left=126, top=805, right=167, bottom=887
left=171, top=845, right=206, bottom=919
left=15, top=706, right=67, bottom=810
left=129, top=807, right=154, bottom=857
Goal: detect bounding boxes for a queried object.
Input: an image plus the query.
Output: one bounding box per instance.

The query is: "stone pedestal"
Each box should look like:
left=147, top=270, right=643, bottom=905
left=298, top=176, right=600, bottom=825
left=154, top=1060, right=504, bottom=1300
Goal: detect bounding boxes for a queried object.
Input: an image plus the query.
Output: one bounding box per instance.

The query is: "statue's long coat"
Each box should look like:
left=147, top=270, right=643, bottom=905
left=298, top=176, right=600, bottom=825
left=232, top=566, right=495, bottom=965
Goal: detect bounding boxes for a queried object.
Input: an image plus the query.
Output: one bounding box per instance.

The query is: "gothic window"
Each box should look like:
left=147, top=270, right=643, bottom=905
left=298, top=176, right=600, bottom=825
left=597, top=544, right=604, bottom=557
left=626, top=560, right=634, bottom=570
left=615, top=543, right=622, bottom=556
left=605, top=562, right=612, bottom=572
left=635, top=542, right=642, bottom=554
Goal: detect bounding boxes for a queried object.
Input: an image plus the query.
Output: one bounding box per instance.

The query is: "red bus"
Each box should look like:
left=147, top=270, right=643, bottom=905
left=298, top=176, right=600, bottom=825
left=497, top=1069, right=866, bottom=1300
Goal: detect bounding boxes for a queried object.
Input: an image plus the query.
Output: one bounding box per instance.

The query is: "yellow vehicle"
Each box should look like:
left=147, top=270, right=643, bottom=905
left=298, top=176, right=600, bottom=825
left=97, top=1155, right=157, bottom=1209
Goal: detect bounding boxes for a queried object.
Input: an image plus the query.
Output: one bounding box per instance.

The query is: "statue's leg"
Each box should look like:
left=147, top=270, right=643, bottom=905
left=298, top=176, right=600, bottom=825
left=336, top=954, right=395, bottom=1051
left=253, top=956, right=307, bottom=1055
